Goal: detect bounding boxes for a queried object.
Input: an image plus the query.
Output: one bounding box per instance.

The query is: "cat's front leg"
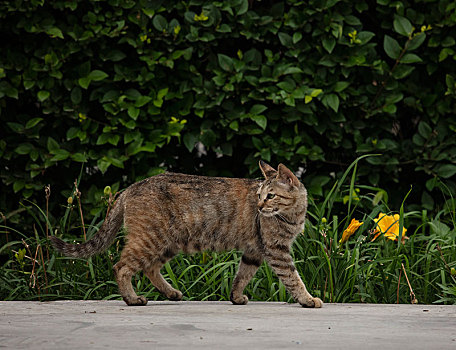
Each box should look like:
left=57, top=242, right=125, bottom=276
left=230, top=254, right=262, bottom=305
left=264, top=249, right=323, bottom=308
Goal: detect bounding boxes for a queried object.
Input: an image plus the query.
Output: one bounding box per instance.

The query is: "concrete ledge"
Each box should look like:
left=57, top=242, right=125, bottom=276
left=1, top=301, right=455, bottom=349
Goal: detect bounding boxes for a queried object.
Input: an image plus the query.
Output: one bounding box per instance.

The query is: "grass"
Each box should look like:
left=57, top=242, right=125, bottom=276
left=1, top=157, right=455, bottom=304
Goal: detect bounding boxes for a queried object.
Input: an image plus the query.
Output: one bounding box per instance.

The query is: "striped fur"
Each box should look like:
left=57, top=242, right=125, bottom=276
left=51, top=161, right=322, bottom=308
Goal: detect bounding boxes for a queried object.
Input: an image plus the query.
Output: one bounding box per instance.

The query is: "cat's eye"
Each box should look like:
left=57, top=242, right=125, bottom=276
left=266, top=193, right=275, bottom=200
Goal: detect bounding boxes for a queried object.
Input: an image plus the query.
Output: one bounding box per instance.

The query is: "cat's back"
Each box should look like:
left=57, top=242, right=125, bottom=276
left=122, top=172, right=262, bottom=249
left=124, top=172, right=261, bottom=206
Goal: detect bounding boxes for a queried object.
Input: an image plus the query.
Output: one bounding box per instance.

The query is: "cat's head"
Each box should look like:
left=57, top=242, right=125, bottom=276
left=256, top=161, right=307, bottom=218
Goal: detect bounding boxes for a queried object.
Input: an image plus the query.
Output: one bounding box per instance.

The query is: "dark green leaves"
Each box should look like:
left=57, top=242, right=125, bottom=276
left=400, top=53, right=422, bottom=64
left=153, top=14, right=168, bottom=31
left=183, top=133, right=197, bottom=152
left=1, top=0, right=454, bottom=225
left=436, top=164, right=456, bottom=179
left=251, top=115, right=267, bottom=129
left=418, top=122, right=432, bottom=139
left=37, top=91, right=50, bottom=102
left=384, top=35, right=402, bottom=59
left=393, top=15, right=413, bottom=37
left=79, top=70, right=109, bottom=89
left=250, top=104, right=267, bottom=115
left=218, top=54, right=233, bottom=71
left=236, top=0, right=249, bottom=15
left=246, top=104, right=268, bottom=130
left=293, top=33, right=302, bottom=44
left=15, top=143, right=33, bottom=155
left=25, top=118, right=43, bottom=129
left=153, top=88, right=168, bottom=108
left=127, top=106, right=140, bottom=120
left=71, top=87, right=82, bottom=104
left=333, top=82, right=350, bottom=92
left=101, top=50, right=127, bottom=62
left=408, top=33, right=426, bottom=51
left=322, top=37, right=336, bottom=53
left=47, top=137, right=59, bottom=153
left=78, top=77, right=89, bottom=89
left=278, top=32, right=293, bottom=47
left=386, top=17, right=425, bottom=65
left=51, top=149, right=70, bottom=161
left=392, top=65, right=415, bottom=79
left=200, top=129, right=217, bottom=147
left=323, top=94, right=340, bottom=112
left=89, top=70, right=109, bottom=81
left=45, top=27, right=64, bottom=39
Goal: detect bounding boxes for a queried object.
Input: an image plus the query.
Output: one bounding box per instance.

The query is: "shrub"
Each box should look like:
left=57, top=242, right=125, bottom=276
left=0, top=0, right=455, bottom=225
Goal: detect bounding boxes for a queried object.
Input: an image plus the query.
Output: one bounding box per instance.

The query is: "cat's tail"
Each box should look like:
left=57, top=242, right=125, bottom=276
left=50, top=193, right=125, bottom=259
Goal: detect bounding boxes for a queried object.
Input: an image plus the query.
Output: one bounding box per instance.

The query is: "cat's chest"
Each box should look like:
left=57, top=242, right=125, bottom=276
left=260, top=217, right=303, bottom=240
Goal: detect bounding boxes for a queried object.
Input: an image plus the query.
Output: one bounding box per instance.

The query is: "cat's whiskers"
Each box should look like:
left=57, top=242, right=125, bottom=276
left=272, top=214, right=280, bottom=227
left=276, top=212, right=288, bottom=222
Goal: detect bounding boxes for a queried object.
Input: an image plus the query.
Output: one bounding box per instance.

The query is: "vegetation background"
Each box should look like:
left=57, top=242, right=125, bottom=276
left=1, top=0, right=455, bottom=304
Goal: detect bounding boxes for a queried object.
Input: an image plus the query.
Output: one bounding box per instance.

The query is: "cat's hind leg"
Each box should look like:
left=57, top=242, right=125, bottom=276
left=144, top=260, right=183, bottom=301
left=113, top=251, right=147, bottom=306
left=230, top=254, right=262, bottom=305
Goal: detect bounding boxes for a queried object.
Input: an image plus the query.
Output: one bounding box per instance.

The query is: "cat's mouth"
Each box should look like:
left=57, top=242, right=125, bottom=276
left=259, top=208, right=278, bottom=217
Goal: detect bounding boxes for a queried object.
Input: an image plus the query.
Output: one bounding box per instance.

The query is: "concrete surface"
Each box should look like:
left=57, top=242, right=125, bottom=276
left=1, top=301, right=455, bottom=349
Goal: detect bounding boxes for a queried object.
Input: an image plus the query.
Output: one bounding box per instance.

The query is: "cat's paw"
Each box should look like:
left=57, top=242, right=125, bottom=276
left=168, top=290, right=183, bottom=301
left=124, top=295, right=148, bottom=306
left=230, top=293, right=249, bottom=305
left=312, top=297, right=323, bottom=308
left=300, top=297, right=323, bottom=308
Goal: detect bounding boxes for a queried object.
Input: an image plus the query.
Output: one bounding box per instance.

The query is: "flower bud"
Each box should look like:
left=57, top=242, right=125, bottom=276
left=104, top=186, right=112, bottom=196
left=67, top=196, right=73, bottom=205
left=451, top=268, right=456, bottom=276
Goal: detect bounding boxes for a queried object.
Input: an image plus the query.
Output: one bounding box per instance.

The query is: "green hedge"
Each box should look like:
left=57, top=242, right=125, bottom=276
left=1, top=0, right=456, bottom=222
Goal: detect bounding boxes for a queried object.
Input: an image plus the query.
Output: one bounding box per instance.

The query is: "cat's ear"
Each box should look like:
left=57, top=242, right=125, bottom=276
left=259, top=160, right=277, bottom=179
left=277, top=164, right=300, bottom=187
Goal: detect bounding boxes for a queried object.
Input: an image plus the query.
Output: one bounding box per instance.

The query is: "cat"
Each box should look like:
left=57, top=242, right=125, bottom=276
left=51, top=161, right=323, bottom=308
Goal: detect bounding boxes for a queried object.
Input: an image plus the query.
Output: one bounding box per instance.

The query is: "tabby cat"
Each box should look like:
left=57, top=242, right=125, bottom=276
left=51, top=161, right=323, bottom=308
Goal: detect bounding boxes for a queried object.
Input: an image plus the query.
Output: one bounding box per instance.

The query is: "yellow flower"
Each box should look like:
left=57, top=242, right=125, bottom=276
left=194, top=11, right=208, bottom=22
left=371, top=212, right=407, bottom=242
left=348, top=30, right=361, bottom=44
left=339, top=218, right=363, bottom=244
left=420, top=24, right=432, bottom=32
